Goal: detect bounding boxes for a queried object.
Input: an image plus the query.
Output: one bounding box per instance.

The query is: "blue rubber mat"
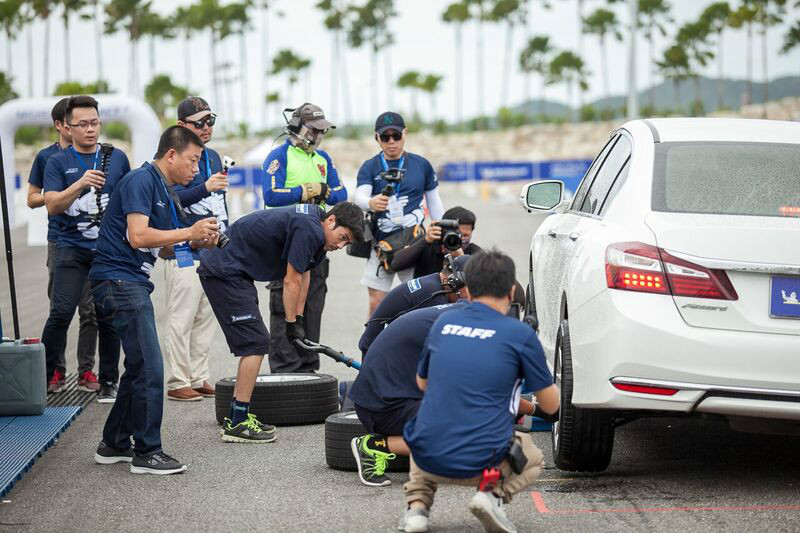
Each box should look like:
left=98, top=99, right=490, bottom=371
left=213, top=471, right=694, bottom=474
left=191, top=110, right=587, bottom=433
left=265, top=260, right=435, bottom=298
left=0, top=406, right=82, bottom=498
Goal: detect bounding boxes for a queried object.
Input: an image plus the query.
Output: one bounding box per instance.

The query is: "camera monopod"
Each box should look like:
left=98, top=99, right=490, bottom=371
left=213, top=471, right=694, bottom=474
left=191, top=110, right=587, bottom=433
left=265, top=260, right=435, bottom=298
left=294, top=339, right=361, bottom=371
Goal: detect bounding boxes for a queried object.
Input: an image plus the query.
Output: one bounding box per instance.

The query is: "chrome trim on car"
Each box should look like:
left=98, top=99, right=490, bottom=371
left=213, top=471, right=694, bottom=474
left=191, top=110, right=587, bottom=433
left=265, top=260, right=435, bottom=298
left=663, top=249, right=800, bottom=276
left=610, top=377, right=800, bottom=398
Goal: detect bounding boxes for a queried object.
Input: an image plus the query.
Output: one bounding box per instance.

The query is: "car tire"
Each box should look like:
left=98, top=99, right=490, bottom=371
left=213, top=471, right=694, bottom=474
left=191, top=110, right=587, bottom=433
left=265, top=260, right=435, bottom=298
left=215, top=374, right=339, bottom=426
left=552, top=320, right=614, bottom=472
left=324, top=411, right=410, bottom=472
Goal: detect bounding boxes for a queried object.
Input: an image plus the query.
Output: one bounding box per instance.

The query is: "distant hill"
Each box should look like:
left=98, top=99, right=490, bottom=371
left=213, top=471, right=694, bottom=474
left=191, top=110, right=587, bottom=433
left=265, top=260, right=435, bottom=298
left=513, top=75, right=800, bottom=116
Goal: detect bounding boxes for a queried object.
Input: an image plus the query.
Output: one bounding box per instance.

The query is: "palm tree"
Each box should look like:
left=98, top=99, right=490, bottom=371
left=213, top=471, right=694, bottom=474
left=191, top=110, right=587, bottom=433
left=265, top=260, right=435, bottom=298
left=347, top=0, right=396, bottom=120
left=227, top=1, right=251, bottom=128
left=752, top=0, right=787, bottom=107
left=676, top=21, right=714, bottom=115
left=60, top=0, right=88, bottom=81
left=256, top=1, right=282, bottom=130
left=520, top=0, right=550, bottom=113
left=464, top=0, right=491, bottom=128
left=637, top=0, right=672, bottom=110
left=91, top=0, right=105, bottom=88
left=270, top=48, right=311, bottom=109
left=144, top=74, right=191, bottom=118
left=442, top=1, right=469, bottom=129
left=547, top=50, right=588, bottom=122
left=418, top=73, right=443, bottom=122
left=139, top=8, right=174, bottom=81
left=700, top=2, right=730, bottom=111
left=656, top=43, right=690, bottom=112
left=0, top=0, right=25, bottom=76
left=31, top=0, right=56, bottom=95
left=582, top=8, right=622, bottom=99
left=489, top=0, right=525, bottom=110
left=519, top=35, right=553, bottom=118
left=782, top=20, right=799, bottom=56
left=172, top=5, right=197, bottom=88
left=265, top=90, right=280, bottom=129
left=728, top=3, right=757, bottom=105
left=397, top=70, right=421, bottom=117
left=318, top=0, right=351, bottom=125
left=105, top=0, right=148, bottom=96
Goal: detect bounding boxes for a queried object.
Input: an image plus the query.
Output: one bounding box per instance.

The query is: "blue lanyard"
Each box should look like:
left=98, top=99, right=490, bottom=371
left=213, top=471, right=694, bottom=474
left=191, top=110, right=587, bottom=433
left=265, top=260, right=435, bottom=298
left=154, top=166, right=179, bottom=229
left=70, top=145, right=99, bottom=173
left=202, top=150, right=211, bottom=179
left=380, top=152, right=404, bottom=172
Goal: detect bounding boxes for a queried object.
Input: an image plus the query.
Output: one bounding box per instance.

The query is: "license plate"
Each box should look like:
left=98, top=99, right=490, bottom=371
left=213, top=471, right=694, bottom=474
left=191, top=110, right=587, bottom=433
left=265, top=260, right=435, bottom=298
left=770, top=276, right=800, bottom=319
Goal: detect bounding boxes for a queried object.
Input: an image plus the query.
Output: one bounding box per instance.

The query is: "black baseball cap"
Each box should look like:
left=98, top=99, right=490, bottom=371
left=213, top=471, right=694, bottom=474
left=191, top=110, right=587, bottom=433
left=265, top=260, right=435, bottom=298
left=293, top=103, right=335, bottom=130
left=177, top=96, right=212, bottom=121
left=375, top=111, right=405, bottom=134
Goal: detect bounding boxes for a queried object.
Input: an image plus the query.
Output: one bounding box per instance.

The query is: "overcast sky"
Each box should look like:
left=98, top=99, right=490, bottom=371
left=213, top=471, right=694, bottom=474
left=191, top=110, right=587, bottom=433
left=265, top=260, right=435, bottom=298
left=6, top=0, right=800, bottom=130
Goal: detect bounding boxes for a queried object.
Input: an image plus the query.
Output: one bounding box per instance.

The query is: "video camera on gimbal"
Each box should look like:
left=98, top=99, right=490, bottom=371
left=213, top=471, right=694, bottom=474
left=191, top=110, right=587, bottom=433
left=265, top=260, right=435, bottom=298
left=379, top=167, right=405, bottom=196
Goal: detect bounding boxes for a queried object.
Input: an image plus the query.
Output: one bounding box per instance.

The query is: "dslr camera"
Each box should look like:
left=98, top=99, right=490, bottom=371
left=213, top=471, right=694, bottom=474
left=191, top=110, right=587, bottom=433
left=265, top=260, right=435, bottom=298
left=379, top=167, right=405, bottom=196
left=433, top=218, right=462, bottom=251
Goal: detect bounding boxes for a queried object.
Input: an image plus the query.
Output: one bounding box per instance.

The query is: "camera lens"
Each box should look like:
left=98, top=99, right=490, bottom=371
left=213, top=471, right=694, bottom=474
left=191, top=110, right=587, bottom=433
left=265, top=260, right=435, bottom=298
left=442, top=231, right=462, bottom=251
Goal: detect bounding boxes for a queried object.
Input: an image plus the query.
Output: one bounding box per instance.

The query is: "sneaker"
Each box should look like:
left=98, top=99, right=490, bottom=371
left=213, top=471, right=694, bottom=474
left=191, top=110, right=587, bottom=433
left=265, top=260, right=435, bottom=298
left=220, top=414, right=276, bottom=436
left=130, top=452, right=187, bottom=475
left=167, top=387, right=203, bottom=402
left=351, top=435, right=395, bottom=487
left=94, top=441, right=134, bottom=464
left=398, top=508, right=430, bottom=533
left=47, top=369, right=65, bottom=393
left=97, top=382, right=118, bottom=404
left=468, top=491, right=517, bottom=533
left=77, top=370, right=101, bottom=392
left=222, top=414, right=277, bottom=443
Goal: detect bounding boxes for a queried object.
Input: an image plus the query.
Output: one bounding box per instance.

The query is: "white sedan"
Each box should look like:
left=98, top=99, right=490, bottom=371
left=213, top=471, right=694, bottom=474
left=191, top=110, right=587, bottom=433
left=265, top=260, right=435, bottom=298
left=520, top=118, right=800, bottom=472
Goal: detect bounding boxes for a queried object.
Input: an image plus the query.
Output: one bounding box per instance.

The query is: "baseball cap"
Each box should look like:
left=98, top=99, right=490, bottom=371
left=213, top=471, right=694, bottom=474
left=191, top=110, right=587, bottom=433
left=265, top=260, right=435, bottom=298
left=177, top=96, right=212, bottom=121
left=375, top=111, right=405, bottom=134
left=293, top=103, right=335, bottom=130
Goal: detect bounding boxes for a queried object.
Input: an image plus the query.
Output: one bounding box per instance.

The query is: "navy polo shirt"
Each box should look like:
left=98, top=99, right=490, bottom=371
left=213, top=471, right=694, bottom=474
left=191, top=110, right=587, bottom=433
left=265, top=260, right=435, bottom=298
left=89, top=162, right=178, bottom=292
left=404, top=302, right=553, bottom=478
left=349, top=302, right=463, bottom=413
left=358, top=273, right=448, bottom=355
left=28, top=143, right=63, bottom=242
left=356, top=151, right=438, bottom=239
left=198, top=204, right=327, bottom=282
left=43, top=146, right=131, bottom=250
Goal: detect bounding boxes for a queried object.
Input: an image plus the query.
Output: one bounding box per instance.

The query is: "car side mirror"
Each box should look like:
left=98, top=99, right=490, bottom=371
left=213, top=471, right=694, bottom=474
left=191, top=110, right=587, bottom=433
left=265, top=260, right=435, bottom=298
left=519, top=180, right=566, bottom=214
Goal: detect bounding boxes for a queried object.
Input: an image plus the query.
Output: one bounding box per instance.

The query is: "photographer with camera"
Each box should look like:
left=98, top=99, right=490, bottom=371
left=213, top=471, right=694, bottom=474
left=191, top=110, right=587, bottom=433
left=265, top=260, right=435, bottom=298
left=158, top=96, right=229, bottom=402
left=400, top=250, right=559, bottom=533
left=354, top=112, right=445, bottom=317
left=261, top=103, right=348, bottom=373
left=358, top=254, right=469, bottom=357
left=41, top=95, right=131, bottom=402
left=391, top=206, right=481, bottom=278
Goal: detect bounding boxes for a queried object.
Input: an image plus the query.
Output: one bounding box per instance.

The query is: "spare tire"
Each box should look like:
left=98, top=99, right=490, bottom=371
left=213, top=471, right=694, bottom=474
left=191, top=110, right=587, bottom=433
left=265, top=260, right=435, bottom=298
left=325, top=410, right=410, bottom=472
left=215, top=374, right=339, bottom=426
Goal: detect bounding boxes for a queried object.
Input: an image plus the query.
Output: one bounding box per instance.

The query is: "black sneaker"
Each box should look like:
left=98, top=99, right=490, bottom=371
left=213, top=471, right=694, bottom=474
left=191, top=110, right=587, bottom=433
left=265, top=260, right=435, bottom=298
left=220, top=415, right=276, bottom=436
left=222, top=415, right=277, bottom=443
left=130, top=452, right=187, bottom=475
left=97, top=382, right=118, bottom=404
left=94, top=441, right=134, bottom=464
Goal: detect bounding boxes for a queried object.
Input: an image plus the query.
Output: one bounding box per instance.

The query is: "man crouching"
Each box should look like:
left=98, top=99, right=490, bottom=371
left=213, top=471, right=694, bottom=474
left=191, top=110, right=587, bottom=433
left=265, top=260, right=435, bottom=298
left=400, top=249, right=559, bottom=533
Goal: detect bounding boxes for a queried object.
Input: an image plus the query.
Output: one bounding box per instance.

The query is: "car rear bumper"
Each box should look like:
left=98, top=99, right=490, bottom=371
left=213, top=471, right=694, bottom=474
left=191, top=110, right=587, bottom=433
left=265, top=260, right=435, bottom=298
left=569, top=289, right=800, bottom=420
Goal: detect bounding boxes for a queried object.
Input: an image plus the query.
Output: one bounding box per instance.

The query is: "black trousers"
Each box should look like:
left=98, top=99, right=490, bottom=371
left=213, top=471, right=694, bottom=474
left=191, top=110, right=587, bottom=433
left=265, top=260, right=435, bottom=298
left=268, top=258, right=329, bottom=373
left=41, top=246, right=120, bottom=383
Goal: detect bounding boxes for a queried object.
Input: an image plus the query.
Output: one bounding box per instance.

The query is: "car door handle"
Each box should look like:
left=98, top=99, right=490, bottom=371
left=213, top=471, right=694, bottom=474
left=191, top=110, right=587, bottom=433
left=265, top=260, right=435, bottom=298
left=568, top=232, right=580, bottom=241
left=547, top=229, right=557, bottom=238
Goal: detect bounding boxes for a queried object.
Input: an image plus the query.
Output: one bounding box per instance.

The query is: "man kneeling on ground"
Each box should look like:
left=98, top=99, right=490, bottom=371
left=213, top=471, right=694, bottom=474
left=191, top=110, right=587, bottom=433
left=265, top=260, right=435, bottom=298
left=197, top=202, right=364, bottom=443
left=400, top=250, right=559, bottom=533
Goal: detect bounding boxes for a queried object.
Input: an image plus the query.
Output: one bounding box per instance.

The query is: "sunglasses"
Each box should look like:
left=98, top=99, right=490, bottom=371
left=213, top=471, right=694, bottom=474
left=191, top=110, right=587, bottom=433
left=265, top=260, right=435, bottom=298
left=185, top=114, right=217, bottom=129
left=379, top=131, right=403, bottom=143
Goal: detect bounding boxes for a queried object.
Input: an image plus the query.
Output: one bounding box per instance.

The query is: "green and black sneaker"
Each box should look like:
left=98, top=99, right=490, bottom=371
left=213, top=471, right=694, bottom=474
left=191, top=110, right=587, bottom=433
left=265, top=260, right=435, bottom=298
left=222, top=414, right=277, bottom=444
left=220, top=415, right=276, bottom=436
left=351, top=435, right=396, bottom=487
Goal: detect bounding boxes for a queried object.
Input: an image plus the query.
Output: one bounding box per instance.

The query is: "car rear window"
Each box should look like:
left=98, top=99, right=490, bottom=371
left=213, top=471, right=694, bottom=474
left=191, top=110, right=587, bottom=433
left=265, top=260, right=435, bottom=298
left=652, top=142, right=800, bottom=218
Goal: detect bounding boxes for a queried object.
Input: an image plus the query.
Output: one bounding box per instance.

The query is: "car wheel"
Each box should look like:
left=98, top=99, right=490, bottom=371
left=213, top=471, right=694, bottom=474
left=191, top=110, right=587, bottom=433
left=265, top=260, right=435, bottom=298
left=551, top=320, right=614, bottom=472
left=324, top=411, right=410, bottom=472
left=215, top=374, right=340, bottom=426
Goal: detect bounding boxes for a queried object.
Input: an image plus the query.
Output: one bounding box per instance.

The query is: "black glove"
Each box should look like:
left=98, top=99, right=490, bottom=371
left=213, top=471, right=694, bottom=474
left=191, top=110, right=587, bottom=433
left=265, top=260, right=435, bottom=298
left=285, top=318, right=307, bottom=344
left=535, top=407, right=560, bottom=423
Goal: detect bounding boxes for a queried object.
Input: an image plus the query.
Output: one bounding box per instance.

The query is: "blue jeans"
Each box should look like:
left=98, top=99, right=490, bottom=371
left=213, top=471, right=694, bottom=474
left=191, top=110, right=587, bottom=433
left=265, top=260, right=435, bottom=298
left=92, top=280, right=164, bottom=456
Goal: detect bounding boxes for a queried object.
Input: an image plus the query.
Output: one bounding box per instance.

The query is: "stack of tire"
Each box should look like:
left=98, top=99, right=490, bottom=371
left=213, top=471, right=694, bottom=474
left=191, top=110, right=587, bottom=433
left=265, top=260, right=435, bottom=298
left=324, top=411, right=410, bottom=472
left=215, top=374, right=339, bottom=426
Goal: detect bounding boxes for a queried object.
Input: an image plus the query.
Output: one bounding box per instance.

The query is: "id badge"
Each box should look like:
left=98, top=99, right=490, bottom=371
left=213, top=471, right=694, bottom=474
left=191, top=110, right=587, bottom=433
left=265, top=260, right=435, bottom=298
left=174, top=243, right=195, bottom=268
left=387, top=195, right=404, bottom=224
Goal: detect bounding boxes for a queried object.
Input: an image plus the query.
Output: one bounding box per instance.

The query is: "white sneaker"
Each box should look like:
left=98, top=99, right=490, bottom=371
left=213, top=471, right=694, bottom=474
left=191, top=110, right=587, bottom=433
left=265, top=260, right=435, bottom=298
left=398, top=508, right=430, bottom=533
left=468, top=491, right=517, bottom=533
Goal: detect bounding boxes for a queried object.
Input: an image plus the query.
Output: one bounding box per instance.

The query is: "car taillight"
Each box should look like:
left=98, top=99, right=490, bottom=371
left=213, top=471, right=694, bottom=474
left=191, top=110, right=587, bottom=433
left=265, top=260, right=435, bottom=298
left=606, top=242, right=738, bottom=300
left=612, top=382, right=679, bottom=396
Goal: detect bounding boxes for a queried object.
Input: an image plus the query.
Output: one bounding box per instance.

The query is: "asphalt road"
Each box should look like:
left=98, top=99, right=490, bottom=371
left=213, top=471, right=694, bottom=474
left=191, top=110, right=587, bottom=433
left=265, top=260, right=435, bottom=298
left=2, top=185, right=799, bottom=532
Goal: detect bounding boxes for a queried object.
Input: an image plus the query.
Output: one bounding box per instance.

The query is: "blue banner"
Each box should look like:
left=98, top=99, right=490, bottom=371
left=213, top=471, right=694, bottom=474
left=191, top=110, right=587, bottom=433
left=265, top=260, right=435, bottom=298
left=438, top=159, right=592, bottom=193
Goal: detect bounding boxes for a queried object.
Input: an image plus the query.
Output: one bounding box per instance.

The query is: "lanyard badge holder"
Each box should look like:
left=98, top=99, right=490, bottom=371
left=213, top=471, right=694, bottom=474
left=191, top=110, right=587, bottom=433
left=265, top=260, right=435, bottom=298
left=379, top=154, right=406, bottom=224
left=157, top=174, right=194, bottom=268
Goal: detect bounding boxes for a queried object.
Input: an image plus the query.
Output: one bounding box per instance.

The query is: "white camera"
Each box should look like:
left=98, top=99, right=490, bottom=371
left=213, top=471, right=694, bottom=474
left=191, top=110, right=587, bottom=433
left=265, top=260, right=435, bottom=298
left=222, top=156, right=236, bottom=172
